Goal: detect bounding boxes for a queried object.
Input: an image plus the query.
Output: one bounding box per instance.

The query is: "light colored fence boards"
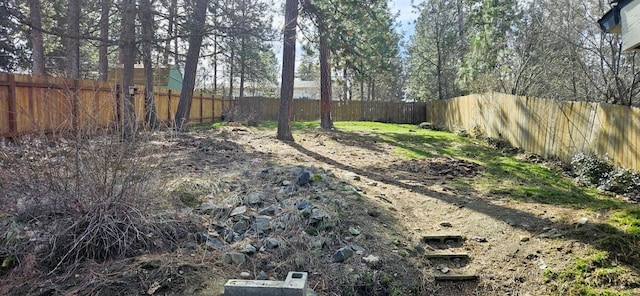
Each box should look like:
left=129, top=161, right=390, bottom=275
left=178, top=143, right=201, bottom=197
left=235, top=97, right=426, bottom=124
left=426, top=93, right=640, bottom=171
left=0, top=73, right=233, bottom=137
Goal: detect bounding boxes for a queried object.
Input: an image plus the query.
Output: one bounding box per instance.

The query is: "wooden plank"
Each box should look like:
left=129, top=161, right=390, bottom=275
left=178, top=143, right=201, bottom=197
left=421, top=234, right=464, bottom=243
left=434, top=274, right=478, bottom=281
left=425, top=253, right=469, bottom=259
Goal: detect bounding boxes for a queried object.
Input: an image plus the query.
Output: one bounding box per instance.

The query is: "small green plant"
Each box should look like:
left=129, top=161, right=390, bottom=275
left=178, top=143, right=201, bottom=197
left=380, top=272, right=394, bottom=287
left=544, top=251, right=639, bottom=295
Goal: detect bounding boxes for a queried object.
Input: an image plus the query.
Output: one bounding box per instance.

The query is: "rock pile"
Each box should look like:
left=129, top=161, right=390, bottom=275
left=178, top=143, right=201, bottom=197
left=391, top=157, right=482, bottom=179
left=188, top=165, right=379, bottom=280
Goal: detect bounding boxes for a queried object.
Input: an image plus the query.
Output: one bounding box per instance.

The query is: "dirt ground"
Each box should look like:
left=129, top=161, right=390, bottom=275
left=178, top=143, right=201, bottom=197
left=153, top=125, right=603, bottom=295
left=1, top=124, right=635, bottom=295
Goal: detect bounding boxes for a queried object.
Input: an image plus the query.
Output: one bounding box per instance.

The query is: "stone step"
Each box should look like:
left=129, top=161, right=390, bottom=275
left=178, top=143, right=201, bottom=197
left=434, top=274, right=479, bottom=281
left=421, top=234, right=464, bottom=244
left=425, top=252, right=469, bottom=259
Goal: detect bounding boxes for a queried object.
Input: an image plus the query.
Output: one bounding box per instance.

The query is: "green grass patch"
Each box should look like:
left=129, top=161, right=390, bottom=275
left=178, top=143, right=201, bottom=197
left=544, top=251, right=639, bottom=295
left=255, top=120, right=321, bottom=130
left=610, top=209, right=640, bottom=236
left=188, top=122, right=224, bottom=131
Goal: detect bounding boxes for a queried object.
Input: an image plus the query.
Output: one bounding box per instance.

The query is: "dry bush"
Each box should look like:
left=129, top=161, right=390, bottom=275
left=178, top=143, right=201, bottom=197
left=222, top=106, right=260, bottom=126
left=0, top=126, right=197, bottom=281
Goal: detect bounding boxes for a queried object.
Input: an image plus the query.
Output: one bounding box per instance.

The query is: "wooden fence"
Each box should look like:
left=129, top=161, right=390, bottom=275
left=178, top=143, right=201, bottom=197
left=426, top=93, right=640, bottom=171
left=234, top=97, right=427, bottom=124
left=0, top=73, right=233, bottom=138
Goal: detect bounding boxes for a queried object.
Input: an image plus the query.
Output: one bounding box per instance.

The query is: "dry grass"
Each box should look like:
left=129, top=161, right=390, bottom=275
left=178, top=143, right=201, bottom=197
left=0, top=130, right=202, bottom=293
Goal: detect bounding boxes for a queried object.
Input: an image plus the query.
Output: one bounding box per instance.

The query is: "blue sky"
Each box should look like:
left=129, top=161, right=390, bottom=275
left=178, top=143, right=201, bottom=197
left=393, top=0, right=419, bottom=39
left=270, top=0, right=420, bottom=71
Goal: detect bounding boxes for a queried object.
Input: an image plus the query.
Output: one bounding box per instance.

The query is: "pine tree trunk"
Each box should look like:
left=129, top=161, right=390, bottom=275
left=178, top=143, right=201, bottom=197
left=140, top=0, right=158, bottom=129
left=164, top=0, right=176, bottom=65
left=120, top=0, right=137, bottom=139
left=276, top=0, right=297, bottom=141
left=319, top=32, right=333, bottom=129
left=174, top=0, right=208, bottom=131
left=29, top=0, right=45, bottom=76
left=98, top=0, right=111, bottom=81
left=228, top=45, right=234, bottom=99
left=66, top=0, right=80, bottom=78
left=239, top=36, right=245, bottom=99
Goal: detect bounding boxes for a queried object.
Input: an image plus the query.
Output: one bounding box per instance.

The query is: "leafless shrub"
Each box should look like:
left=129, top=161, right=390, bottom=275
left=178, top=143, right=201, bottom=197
left=0, top=126, right=198, bottom=278
left=223, top=106, right=260, bottom=126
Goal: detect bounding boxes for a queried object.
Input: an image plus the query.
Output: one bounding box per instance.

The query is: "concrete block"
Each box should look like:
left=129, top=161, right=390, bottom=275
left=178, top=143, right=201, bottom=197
left=224, top=271, right=308, bottom=296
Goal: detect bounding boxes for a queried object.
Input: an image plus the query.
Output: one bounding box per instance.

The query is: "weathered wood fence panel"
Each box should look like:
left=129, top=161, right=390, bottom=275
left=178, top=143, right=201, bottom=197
left=426, top=93, right=640, bottom=171
left=234, top=97, right=426, bottom=124
left=0, top=73, right=233, bottom=137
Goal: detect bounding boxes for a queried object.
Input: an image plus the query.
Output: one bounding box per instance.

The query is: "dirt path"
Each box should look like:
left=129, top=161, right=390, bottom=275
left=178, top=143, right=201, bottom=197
left=190, top=126, right=595, bottom=295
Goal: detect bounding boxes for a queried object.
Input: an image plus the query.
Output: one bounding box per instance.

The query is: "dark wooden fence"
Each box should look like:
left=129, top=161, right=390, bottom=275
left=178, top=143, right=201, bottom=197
left=234, top=97, right=427, bottom=124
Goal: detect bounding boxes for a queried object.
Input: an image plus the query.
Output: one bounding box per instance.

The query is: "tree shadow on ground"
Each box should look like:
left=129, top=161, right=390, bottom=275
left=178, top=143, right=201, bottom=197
left=329, top=129, right=627, bottom=211
left=285, top=141, right=640, bottom=273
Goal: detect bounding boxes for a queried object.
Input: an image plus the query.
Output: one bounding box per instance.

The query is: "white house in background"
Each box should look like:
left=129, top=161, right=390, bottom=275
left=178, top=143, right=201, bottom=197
left=599, top=0, right=640, bottom=51
left=293, top=80, right=321, bottom=100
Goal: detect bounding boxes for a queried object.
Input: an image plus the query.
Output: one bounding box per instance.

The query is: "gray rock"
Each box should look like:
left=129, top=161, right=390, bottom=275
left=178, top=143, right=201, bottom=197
left=258, top=205, right=276, bottom=216
left=289, top=166, right=304, bottom=175
left=206, top=237, right=224, bottom=250
left=472, top=236, right=488, bottom=243
left=297, top=200, right=312, bottom=210
left=198, top=201, right=216, bottom=213
left=247, top=192, right=265, bottom=205
left=362, top=254, right=380, bottom=268
left=438, top=266, right=450, bottom=274
left=333, top=246, right=354, bottom=262
left=239, top=244, right=257, bottom=254
left=439, top=221, right=453, bottom=228
left=348, top=227, right=361, bottom=236
left=265, top=238, right=281, bottom=249
left=254, top=215, right=272, bottom=233
left=232, top=220, right=249, bottom=234
left=309, top=209, right=328, bottom=223
left=240, top=272, right=251, bottom=279
left=224, top=231, right=235, bottom=243
left=184, top=242, right=197, bottom=250
left=298, top=171, right=312, bottom=186
left=351, top=244, right=365, bottom=255
left=223, top=252, right=246, bottom=265
left=256, top=271, right=268, bottom=280
left=230, top=206, right=247, bottom=216
left=505, top=218, right=517, bottom=226
left=282, top=180, right=291, bottom=186
left=366, top=208, right=381, bottom=217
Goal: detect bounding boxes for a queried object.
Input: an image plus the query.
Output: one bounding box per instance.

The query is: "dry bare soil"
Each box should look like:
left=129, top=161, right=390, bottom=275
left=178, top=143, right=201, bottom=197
left=1, top=121, right=639, bottom=295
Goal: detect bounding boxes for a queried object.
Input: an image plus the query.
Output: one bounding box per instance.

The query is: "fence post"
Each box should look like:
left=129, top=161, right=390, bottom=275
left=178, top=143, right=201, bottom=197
left=167, top=88, right=172, bottom=124
left=7, top=74, right=17, bottom=138
left=200, top=92, right=204, bottom=123
left=115, top=84, right=121, bottom=130
left=72, top=79, right=79, bottom=137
